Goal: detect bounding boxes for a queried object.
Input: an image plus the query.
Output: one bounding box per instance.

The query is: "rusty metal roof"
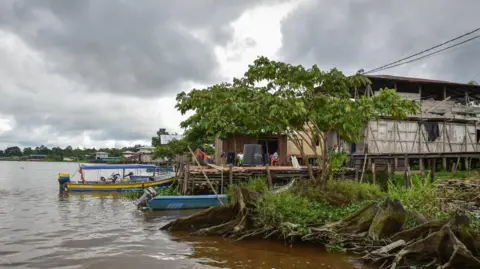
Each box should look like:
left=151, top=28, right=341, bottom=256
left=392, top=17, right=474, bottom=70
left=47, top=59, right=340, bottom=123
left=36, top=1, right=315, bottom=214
left=366, top=74, right=480, bottom=88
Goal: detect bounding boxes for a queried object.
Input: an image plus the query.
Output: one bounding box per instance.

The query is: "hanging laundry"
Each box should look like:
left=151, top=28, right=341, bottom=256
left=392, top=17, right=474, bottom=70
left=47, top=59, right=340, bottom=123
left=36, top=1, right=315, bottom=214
left=423, top=121, right=440, bottom=141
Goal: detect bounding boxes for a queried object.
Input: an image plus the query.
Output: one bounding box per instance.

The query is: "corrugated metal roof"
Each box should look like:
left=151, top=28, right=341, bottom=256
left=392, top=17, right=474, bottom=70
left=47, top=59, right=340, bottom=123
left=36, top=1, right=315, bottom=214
left=366, top=75, right=480, bottom=88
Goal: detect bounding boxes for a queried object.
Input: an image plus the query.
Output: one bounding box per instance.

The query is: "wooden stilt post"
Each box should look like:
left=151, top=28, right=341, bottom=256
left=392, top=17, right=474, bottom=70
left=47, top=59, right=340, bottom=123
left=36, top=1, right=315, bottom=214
left=387, top=159, right=393, bottom=181
left=419, top=158, right=425, bottom=177
left=442, top=157, right=447, bottom=171
left=229, top=164, right=233, bottom=186
left=404, top=156, right=411, bottom=188
left=451, top=163, right=457, bottom=178
left=220, top=164, right=224, bottom=194
left=394, top=158, right=398, bottom=171
left=430, top=158, right=436, bottom=183
left=183, top=163, right=189, bottom=195
left=465, top=157, right=470, bottom=171
left=371, top=161, right=376, bottom=185
left=187, top=146, right=224, bottom=205
left=266, top=164, right=273, bottom=190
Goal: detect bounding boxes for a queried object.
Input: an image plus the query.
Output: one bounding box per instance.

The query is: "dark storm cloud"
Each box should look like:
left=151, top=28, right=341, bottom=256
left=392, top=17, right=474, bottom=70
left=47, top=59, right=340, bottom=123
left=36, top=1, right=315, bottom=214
left=280, top=0, right=480, bottom=83
left=0, top=0, right=283, bottom=97
left=0, top=0, right=290, bottom=148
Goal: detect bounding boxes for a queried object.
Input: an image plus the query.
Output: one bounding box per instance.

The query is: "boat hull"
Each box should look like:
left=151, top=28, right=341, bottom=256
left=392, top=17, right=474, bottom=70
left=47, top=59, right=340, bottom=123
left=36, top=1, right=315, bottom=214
left=66, top=177, right=174, bottom=193
left=146, top=194, right=228, bottom=210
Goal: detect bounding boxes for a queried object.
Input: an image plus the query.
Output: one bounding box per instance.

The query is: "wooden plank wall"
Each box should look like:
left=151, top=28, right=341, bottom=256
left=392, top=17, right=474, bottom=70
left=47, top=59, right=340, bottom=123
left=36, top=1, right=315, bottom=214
left=366, top=119, right=478, bottom=154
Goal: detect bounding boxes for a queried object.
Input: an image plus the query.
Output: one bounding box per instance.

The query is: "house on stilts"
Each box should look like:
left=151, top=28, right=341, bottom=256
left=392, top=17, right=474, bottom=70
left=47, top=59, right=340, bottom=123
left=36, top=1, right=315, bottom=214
left=348, top=75, right=480, bottom=182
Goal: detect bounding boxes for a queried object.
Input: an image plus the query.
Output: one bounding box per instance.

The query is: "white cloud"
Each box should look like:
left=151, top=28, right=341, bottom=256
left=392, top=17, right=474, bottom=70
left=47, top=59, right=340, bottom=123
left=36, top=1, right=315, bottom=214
left=215, top=1, right=300, bottom=80
left=0, top=29, right=186, bottom=149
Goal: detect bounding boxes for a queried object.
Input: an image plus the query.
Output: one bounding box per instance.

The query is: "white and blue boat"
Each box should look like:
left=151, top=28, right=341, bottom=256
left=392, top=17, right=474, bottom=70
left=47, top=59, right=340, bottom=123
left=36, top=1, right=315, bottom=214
left=145, top=194, right=228, bottom=210
left=136, top=188, right=228, bottom=211
left=58, top=164, right=175, bottom=193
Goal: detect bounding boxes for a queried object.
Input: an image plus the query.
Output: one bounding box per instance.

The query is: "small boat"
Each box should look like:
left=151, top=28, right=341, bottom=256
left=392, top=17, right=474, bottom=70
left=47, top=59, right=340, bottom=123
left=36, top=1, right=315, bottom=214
left=135, top=188, right=228, bottom=211
left=57, top=164, right=175, bottom=193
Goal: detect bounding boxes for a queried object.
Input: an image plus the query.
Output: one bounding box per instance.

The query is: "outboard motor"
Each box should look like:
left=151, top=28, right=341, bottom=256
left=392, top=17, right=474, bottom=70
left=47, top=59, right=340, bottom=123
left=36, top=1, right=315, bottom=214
left=135, top=187, right=157, bottom=208
left=109, top=173, right=121, bottom=183
left=58, top=172, right=71, bottom=193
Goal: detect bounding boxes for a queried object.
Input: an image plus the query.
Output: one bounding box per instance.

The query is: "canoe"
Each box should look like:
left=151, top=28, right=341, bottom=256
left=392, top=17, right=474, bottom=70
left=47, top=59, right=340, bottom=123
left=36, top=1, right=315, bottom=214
left=144, top=194, right=229, bottom=210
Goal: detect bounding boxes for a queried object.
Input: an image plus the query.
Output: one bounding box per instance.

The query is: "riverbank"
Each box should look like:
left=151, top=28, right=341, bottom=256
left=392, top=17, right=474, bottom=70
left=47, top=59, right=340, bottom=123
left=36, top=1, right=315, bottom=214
left=161, top=176, right=480, bottom=268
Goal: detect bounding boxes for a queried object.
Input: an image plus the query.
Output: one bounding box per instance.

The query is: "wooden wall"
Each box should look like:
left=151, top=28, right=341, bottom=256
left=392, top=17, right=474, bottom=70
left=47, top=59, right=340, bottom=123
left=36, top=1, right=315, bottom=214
left=361, top=119, right=478, bottom=154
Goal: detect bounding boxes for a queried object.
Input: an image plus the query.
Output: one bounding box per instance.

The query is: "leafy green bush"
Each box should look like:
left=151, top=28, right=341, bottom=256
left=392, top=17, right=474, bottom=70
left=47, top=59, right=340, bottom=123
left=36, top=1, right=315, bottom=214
left=387, top=174, right=448, bottom=228
left=225, top=177, right=269, bottom=197
left=253, top=189, right=378, bottom=237
left=293, top=180, right=384, bottom=205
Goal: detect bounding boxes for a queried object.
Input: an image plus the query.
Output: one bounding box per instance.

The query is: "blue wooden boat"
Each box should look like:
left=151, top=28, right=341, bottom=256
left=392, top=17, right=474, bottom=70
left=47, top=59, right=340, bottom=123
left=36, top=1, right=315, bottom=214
left=136, top=190, right=228, bottom=210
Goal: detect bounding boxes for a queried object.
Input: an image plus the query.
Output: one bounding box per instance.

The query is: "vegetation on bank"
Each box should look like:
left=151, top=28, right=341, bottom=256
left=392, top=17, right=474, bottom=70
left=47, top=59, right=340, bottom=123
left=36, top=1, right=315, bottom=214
left=163, top=175, right=480, bottom=268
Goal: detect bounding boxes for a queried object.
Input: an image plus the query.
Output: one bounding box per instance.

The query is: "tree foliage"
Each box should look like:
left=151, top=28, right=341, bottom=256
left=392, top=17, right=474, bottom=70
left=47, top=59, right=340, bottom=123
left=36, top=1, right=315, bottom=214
left=176, top=57, right=419, bottom=181
left=0, top=144, right=148, bottom=159
left=176, top=57, right=420, bottom=181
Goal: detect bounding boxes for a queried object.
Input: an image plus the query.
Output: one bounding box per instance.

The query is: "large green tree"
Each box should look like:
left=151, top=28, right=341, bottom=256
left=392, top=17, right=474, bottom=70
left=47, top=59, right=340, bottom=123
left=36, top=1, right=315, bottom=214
left=4, top=146, right=22, bottom=157
left=176, top=57, right=419, bottom=182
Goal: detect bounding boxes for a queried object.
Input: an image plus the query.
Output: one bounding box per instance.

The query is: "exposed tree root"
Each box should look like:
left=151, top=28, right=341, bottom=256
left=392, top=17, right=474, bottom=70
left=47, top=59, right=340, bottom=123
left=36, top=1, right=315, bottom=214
left=162, top=192, right=480, bottom=269
left=161, top=189, right=264, bottom=240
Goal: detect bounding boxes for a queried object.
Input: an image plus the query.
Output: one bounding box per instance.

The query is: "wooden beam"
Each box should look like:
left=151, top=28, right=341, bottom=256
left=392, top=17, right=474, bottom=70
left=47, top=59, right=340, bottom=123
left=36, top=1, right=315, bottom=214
left=430, top=159, right=436, bottom=183
left=411, top=123, right=419, bottom=152
left=187, top=146, right=224, bottom=206
left=229, top=165, right=233, bottom=186
left=372, top=161, right=376, bottom=185
left=266, top=164, right=273, bottom=190
left=445, top=124, right=453, bottom=152
left=420, top=127, right=431, bottom=152
left=404, top=156, right=411, bottom=189
left=395, top=121, right=405, bottom=152
left=420, top=158, right=425, bottom=177
left=393, top=120, right=397, bottom=153
left=369, top=124, right=380, bottom=152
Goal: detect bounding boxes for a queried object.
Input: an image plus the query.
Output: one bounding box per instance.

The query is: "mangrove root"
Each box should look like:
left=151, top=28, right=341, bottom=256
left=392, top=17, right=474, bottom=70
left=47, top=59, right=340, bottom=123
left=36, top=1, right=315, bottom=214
left=161, top=188, right=261, bottom=240
left=303, top=198, right=480, bottom=269
left=162, top=192, right=480, bottom=269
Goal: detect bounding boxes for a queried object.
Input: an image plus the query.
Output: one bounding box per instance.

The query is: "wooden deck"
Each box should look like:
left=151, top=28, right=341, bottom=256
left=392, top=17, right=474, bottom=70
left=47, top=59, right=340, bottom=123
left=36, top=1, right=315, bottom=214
left=177, top=163, right=356, bottom=195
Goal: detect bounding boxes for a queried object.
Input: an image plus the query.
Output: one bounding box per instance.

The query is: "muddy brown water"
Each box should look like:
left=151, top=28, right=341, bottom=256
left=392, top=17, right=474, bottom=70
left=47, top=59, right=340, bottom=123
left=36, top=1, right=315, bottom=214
left=0, top=161, right=369, bottom=268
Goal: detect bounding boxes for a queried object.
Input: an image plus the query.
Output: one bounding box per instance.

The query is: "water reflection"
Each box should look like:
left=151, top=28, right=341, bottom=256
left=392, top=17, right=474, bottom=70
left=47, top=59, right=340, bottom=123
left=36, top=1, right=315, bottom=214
left=0, top=161, right=367, bottom=268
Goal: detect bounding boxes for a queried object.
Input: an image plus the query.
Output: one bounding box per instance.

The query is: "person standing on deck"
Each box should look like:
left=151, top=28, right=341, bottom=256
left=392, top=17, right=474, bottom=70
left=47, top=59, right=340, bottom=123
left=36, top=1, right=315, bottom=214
left=237, top=152, right=244, bottom=166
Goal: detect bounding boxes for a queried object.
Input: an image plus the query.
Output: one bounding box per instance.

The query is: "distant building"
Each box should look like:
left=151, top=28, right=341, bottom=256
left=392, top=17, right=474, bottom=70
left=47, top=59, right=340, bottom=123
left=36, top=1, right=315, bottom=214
left=122, top=151, right=135, bottom=158
left=138, top=146, right=154, bottom=153
left=21, top=154, right=48, bottom=161
left=94, top=152, right=109, bottom=160
left=136, top=146, right=157, bottom=163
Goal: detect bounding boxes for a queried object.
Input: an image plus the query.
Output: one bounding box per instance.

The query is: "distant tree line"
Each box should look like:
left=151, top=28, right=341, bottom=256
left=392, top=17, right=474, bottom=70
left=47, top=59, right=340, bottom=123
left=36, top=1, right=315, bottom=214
left=0, top=144, right=147, bottom=161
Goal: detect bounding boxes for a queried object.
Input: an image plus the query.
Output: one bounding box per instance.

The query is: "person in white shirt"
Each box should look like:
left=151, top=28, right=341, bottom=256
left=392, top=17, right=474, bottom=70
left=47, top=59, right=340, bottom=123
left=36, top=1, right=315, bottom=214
left=237, top=152, right=244, bottom=166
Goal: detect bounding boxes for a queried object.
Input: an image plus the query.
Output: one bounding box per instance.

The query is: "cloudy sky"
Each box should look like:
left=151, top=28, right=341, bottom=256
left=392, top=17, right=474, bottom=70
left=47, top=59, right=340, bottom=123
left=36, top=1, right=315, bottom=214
left=0, top=0, right=479, bottom=149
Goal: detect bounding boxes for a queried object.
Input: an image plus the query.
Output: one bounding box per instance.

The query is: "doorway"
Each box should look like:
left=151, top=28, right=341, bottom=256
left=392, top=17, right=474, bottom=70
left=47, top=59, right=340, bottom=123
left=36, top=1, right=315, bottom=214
left=258, top=138, right=279, bottom=164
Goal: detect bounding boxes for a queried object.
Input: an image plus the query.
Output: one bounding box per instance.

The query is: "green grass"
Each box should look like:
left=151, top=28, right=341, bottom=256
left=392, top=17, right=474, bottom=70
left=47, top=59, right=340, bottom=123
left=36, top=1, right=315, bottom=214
left=225, top=177, right=269, bottom=197
left=242, top=179, right=383, bottom=237
left=292, top=180, right=384, bottom=205
left=387, top=174, right=449, bottom=228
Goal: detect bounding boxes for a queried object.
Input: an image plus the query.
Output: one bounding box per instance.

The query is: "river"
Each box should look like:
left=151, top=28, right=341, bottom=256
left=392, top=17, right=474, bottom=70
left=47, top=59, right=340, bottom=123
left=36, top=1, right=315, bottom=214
left=0, top=161, right=367, bottom=269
